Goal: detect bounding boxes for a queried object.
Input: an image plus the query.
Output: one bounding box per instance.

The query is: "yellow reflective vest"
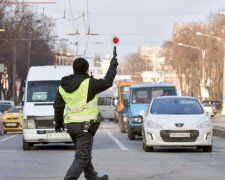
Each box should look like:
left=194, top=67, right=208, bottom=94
left=59, top=78, right=98, bottom=123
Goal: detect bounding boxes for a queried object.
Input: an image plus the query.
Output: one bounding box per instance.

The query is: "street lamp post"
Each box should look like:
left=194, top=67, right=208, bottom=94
left=177, top=43, right=208, bottom=99
left=196, top=32, right=225, bottom=115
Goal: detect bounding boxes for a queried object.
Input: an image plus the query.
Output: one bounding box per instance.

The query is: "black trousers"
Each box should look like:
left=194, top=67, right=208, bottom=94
left=64, top=122, right=100, bottom=180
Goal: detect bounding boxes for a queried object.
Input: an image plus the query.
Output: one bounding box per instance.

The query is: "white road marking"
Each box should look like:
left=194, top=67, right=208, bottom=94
left=103, top=128, right=128, bottom=150
left=0, top=134, right=18, bottom=143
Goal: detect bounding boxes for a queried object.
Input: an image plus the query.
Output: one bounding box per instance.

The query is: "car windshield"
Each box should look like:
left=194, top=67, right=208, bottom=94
left=27, top=81, right=60, bottom=102
left=131, top=86, right=177, bottom=104
left=151, top=98, right=204, bottom=114
left=0, top=104, right=12, bottom=113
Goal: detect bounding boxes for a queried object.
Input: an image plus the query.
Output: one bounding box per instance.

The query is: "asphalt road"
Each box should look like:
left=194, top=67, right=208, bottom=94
left=0, top=120, right=225, bottom=180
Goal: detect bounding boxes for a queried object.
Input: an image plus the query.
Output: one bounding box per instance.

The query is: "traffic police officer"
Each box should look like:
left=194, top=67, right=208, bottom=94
left=54, top=47, right=118, bottom=180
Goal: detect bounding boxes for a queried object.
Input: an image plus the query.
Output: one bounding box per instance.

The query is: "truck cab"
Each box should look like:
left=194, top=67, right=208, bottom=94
left=126, top=83, right=177, bottom=140
left=116, top=81, right=141, bottom=133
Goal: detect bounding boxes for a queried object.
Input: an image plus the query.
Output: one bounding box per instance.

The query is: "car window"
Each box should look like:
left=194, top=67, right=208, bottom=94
left=151, top=98, right=204, bottom=115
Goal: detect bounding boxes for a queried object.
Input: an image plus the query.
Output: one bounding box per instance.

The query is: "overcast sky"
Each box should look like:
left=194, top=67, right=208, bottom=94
left=31, top=0, right=225, bottom=61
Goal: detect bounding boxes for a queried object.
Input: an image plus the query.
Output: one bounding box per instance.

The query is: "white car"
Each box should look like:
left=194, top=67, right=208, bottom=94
left=142, top=96, right=213, bottom=152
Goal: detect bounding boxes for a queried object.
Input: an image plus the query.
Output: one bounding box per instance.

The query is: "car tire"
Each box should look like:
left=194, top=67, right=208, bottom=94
left=0, top=129, right=3, bottom=136
left=23, top=138, right=33, bottom=150
left=202, top=145, right=212, bottom=152
left=143, top=142, right=153, bottom=152
left=128, top=127, right=135, bottom=140
left=3, top=130, right=7, bottom=134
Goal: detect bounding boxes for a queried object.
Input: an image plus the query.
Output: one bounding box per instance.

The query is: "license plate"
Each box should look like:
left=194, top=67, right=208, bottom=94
left=5, top=123, right=17, bottom=127
left=46, top=132, right=67, bottom=138
left=169, top=132, right=190, bottom=138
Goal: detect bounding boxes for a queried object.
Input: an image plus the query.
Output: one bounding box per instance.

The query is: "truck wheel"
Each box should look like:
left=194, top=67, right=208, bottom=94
left=23, top=138, right=33, bottom=150
left=118, top=117, right=125, bottom=133
left=128, top=128, right=135, bottom=140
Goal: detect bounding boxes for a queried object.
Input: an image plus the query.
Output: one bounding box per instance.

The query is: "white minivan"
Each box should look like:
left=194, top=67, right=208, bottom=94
left=97, top=90, right=116, bottom=120
left=22, top=66, right=73, bottom=150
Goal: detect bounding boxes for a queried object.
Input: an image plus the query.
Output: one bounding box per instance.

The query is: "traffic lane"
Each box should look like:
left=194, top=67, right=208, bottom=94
left=0, top=126, right=225, bottom=179
left=99, top=120, right=143, bottom=150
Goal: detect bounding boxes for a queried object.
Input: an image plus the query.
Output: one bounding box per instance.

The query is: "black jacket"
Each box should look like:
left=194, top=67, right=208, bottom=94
left=53, top=63, right=118, bottom=124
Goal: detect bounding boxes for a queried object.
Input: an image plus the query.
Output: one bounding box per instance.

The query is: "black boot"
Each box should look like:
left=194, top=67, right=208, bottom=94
left=96, top=174, right=109, bottom=180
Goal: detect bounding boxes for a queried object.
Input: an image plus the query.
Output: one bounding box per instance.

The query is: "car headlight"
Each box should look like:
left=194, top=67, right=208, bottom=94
left=197, top=121, right=211, bottom=129
left=146, top=121, right=162, bottom=129
left=131, top=116, right=142, bottom=123
left=27, top=119, right=36, bottom=129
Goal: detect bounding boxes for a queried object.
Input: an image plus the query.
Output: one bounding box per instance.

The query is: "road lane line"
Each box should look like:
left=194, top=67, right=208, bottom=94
left=0, top=134, right=18, bottom=143
left=103, top=128, right=128, bottom=150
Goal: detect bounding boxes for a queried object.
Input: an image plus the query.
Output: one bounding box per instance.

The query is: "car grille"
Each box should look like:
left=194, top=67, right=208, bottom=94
left=160, top=130, right=199, bottom=142
left=3, top=122, right=21, bottom=128
left=5, top=117, right=19, bottom=120
left=36, top=119, right=54, bottom=129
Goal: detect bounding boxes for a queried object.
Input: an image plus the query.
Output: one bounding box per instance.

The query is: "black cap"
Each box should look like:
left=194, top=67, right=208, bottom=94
left=73, top=58, right=89, bottom=73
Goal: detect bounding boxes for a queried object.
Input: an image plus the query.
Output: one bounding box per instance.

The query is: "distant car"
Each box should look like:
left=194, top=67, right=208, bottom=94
left=0, top=100, right=15, bottom=106
left=202, top=104, right=215, bottom=117
left=2, top=105, right=23, bottom=134
left=142, top=96, right=213, bottom=152
left=0, top=112, right=3, bottom=135
left=0, top=103, right=12, bottom=114
left=97, top=90, right=116, bottom=120
left=202, top=100, right=222, bottom=114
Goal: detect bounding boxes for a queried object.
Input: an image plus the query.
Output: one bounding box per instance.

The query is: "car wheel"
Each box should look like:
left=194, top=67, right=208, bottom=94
left=23, top=138, right=33, bottom=150
left=143, top=142, right=153, bottom=152
left=3, top=130, right=7, bottom=134
left=128, top=127, right=135, bottom=140
left=0, top=128, right=3, bottom=136
left=202, top=145, right=212, bottom=152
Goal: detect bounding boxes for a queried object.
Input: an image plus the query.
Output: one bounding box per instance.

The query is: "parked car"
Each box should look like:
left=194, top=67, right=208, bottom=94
left=202, top=100, right=222, bottom=114
left=142, top=96, right=213, bottom=152
left=2, top=105, right=23, bottom=134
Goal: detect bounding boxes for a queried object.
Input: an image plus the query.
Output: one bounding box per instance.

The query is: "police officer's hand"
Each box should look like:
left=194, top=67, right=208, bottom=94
left=55, top=123, right=65, bottom=132
left=110, top=46, right=118, bottom=66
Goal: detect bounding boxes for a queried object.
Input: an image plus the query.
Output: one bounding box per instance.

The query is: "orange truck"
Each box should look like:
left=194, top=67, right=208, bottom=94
left=115, top=81, right=141, bottom=133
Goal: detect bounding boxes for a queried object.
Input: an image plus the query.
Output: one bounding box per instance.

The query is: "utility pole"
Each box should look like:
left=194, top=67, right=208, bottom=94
left=12, top=43, right=16, bottom=101
left=27, top=40, right=31, bottom=72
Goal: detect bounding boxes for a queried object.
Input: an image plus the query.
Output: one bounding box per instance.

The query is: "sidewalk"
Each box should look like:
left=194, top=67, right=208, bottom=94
left=212, top=114, right=225, bottom=139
